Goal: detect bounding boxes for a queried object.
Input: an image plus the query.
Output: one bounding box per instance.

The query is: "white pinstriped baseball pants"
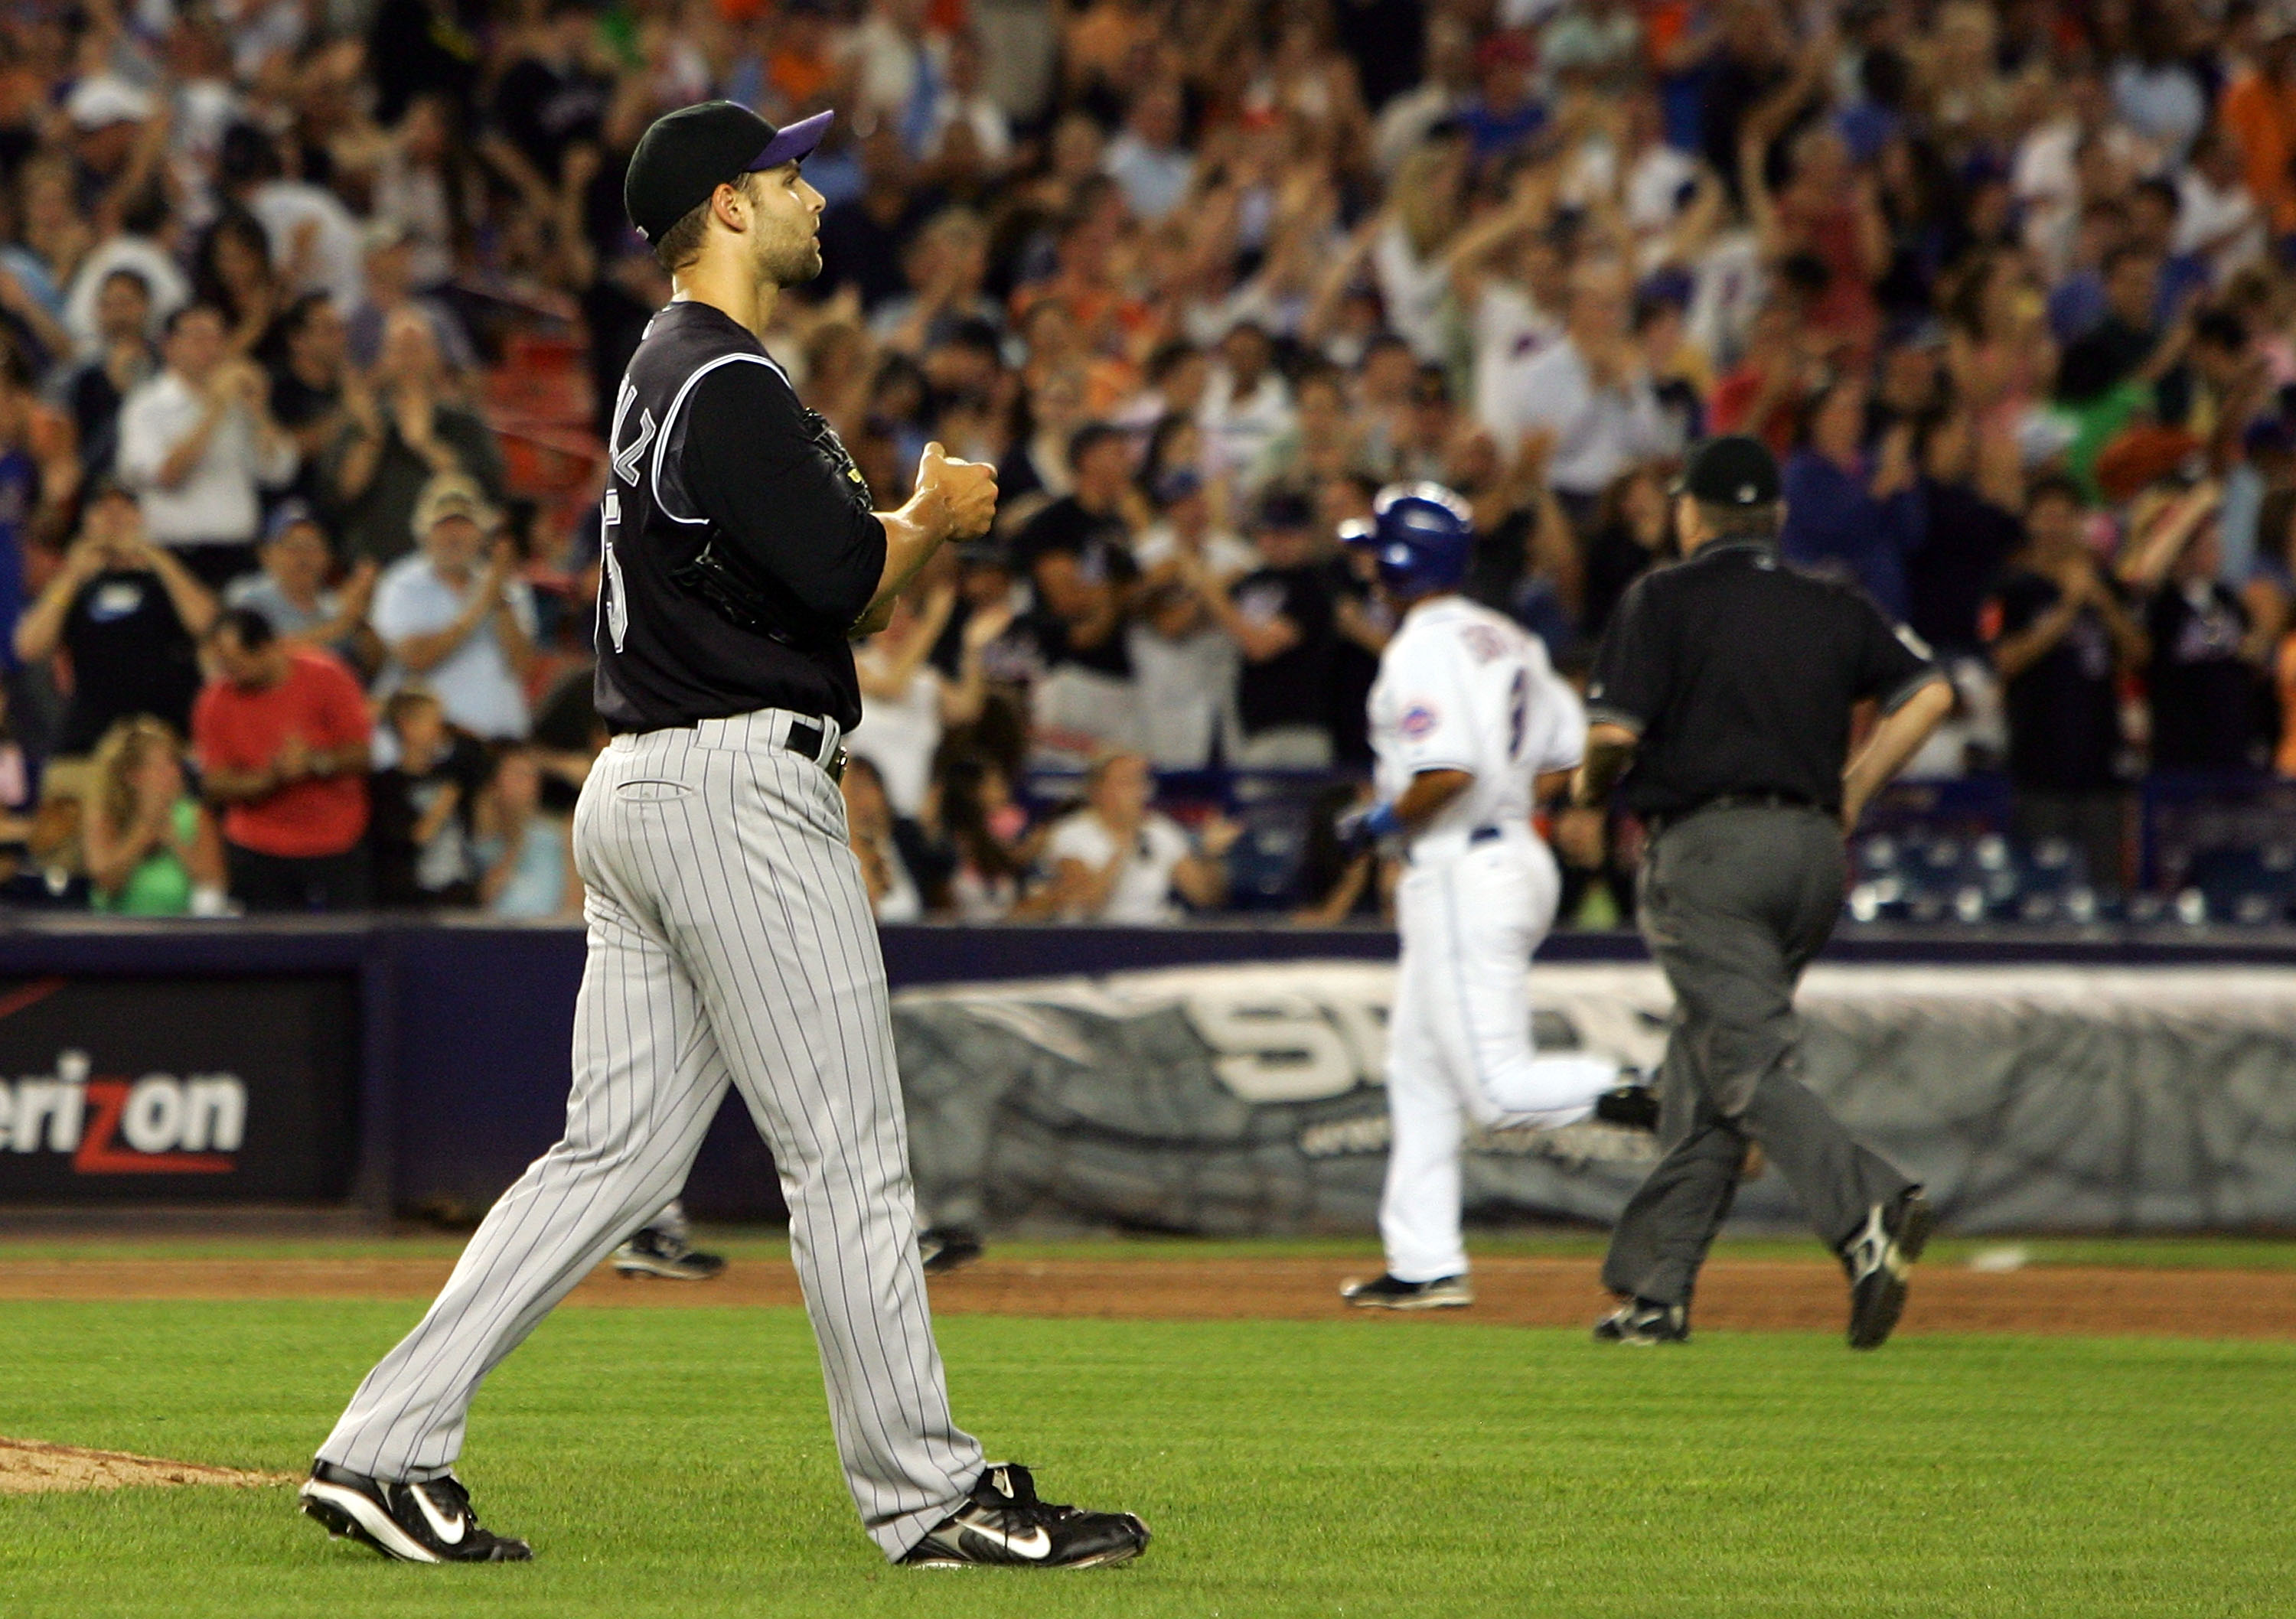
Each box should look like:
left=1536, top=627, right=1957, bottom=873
left=317, top=710, right=983, bottom=1559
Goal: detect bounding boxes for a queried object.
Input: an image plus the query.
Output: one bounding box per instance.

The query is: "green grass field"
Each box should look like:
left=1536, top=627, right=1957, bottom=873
left=2, top=1288, right=2292, bottom=1617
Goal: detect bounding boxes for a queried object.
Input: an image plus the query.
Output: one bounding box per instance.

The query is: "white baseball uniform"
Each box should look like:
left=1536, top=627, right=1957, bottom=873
left=1368, top=595, right=1619, bottom=1283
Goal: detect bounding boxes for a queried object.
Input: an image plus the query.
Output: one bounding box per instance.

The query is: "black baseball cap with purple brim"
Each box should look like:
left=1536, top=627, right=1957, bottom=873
left=624, top=101, right=833, bottom=243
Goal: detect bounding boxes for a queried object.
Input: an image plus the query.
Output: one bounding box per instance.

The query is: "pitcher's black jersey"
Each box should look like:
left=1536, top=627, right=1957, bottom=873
left=594, top=300, right=886, bottom=733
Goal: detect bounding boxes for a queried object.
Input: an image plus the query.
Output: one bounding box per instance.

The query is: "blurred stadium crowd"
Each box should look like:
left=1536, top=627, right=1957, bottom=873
left=2, top=0, right=2296, bottom=924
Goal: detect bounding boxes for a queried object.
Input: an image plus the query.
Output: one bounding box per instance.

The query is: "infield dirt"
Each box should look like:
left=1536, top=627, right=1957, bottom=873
left=0, top=1436, right=285, bottom=1495
left=0, top=1253, right=2286, bottom=1338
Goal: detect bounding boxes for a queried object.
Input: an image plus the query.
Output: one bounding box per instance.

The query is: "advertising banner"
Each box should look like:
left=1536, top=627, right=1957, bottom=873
left=0, top=976, right=359, bottom=1204
left=895, top=962, right=2296, bottom=1236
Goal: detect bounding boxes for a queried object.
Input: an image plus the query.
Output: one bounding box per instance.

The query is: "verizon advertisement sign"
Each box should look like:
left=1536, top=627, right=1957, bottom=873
left=0, top=976, right=357, bottom=1202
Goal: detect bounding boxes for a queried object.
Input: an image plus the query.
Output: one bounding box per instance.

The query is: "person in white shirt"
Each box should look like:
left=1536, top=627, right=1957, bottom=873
left=1369, top=138, right=1470, bottom=361
left=1128, top=468, right=1258, bottom=767
left=115, top=302, right=299, bottom=589
left=1199, top=321, right=1296, bottom=487
left=220, top=122, right=368, bottom=314
left=1332, top=484, right=1639, bottom=1311
left=1102, top=81, right=1195, bottom=223
left=1027, top=751, right=1237, bottom=924
left=1502, top=259, right=1671, bottom=508
left=840, top=754, right=925, bottom=923
left=370, top=474, right=537, bottom=741
left=846, top=578, right=1010, bottom=818
left=1443, top=176, right=1571, bottom=444
left=918, top=28, right=1013, bottom=175
left=62, top=221, right=191, bottom=363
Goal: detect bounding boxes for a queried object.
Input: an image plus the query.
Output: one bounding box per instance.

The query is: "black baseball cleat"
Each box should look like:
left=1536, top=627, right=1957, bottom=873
left=919, top=1226, right=984, bottom=1275
left=1340, top=1272, right=1473, bottom=1310
left=1594, top=1084, right=1662, bottom=1132
left=899, top=1462, right=1149, bottom=1569
left=1593, top=1298, right=1690, bottom=1344
left=300, top=1461, right=533, bottom=1563
left=612, top=1227, right=727, bottom=1280
left=1842, top=1185, right=1934, bottom=1350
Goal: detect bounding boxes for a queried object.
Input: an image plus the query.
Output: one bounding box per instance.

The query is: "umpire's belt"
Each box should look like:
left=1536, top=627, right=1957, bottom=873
left=1645, top=790, right=1821, bottom=839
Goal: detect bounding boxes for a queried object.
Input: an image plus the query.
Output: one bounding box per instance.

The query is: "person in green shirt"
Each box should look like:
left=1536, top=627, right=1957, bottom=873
left=83, top=715, right=224, bottom=915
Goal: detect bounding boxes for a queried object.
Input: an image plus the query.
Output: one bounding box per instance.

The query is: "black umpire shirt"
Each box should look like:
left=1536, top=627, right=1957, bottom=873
left=595, top=301, right=886, bottom=734
left=1587, top=539, right=1941, bottom=818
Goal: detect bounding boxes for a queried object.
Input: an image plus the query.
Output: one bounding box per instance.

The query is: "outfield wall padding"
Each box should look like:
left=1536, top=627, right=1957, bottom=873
left=0, top=920, right=2291, bottom=1228
left=895, top=962, right=2296, bottom=1236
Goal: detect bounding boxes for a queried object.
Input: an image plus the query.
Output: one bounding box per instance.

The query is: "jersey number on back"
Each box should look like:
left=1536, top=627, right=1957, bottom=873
left=1507, top=667, right=1529, bottom=761
left=600, top=381, right=651, bottom=653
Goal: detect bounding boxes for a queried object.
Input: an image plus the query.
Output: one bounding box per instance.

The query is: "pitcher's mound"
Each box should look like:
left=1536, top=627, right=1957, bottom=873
left=0, top=1435, right=287, bottom=1495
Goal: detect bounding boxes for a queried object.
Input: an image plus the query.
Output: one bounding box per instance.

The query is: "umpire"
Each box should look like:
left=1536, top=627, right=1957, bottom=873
left=1571, top=435, right=1955, bottom=1350
left=301, top=103, right=1149, bottom=1571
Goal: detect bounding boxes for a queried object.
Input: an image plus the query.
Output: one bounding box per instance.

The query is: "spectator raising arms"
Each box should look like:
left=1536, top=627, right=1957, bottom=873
left=2, top=0, right=2296, bottom=920
left=1983, top=476, right=2151, bottom=894
left=114, top=303, right=298, bottom=590
left=193, top=608, right=373, bottom=912
left=15, top=481, right=218, bottom=764
left=327, top=310, right=504, bottom=566
left=1015, top=422, right=1146, bottom=763
left=371, top=474, right=536, bottom=741
left=225, top=500, right=381, bottom=674
left=846, top=578, right=1008, bottom=819
left=1189, top=489, right=1339, bottom=768
left=83, top=716, right=223, bottom=916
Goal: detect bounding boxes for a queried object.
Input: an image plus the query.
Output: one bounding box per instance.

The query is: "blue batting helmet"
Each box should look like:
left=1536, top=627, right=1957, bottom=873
left=1339, top=482, right=1475, bottom=595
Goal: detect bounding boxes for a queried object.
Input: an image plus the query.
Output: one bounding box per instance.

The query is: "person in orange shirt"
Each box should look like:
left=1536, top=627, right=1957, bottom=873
left=193, top=607, right=373, bottom=910
left=2219, top=20, right=2296, bottom=238
left=765, top=0, right=841, bottom=111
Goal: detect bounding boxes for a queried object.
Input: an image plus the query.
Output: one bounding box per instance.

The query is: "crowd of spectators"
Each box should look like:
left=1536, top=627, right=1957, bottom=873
left=2, top=0, right=2296, bottom=923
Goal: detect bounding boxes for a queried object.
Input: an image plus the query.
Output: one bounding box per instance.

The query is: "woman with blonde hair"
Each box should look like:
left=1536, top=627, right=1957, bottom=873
left=1372, top=137, right=1469, bottom=361
left=83, top=715, right=224, bottom=915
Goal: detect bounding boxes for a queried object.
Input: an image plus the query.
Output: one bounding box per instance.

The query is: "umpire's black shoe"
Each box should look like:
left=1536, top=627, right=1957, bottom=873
left=919, top=1225, right=984, bottom=1275
left=899, top=1462, right=1149, bottom=1569
left=612, top=1227, right=726, bottom=1280
left=1340, top=1272, right=1473, bottom=1310
left=1842, top=1185, right=1934, bottom=1350
left=300, top=1461, right=533, bottom=1563
left=1594, top=1084, right=1662, bottom=1132
left=1593, top=1298, right=1690, bottom=1344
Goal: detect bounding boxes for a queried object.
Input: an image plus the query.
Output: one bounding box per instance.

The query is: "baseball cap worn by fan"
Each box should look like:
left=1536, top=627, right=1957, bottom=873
left=413, top=472, right=499, bottom=540
left=624, top=102, right=834, bottom=243
left=1675, top=435, right=1780, bottom=508
left=264, top=498, right=321, bottom=546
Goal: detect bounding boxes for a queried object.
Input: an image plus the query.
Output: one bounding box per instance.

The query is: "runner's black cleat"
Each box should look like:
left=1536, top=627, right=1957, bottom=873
left=899, top=1463, right=1148, bottom=1569
left=919, top=1226, right=984, bottom=1275
left=1340, top=1272, right=1474, bottom=1310
left=1594, top=1084, right=1662, bottom=1132
left=301, top=1461, right=533, bottom=1563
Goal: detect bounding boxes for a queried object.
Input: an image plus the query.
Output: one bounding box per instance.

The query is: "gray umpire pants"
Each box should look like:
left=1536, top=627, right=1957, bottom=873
left=1601, top=806, right=1912, bottom=1308
left=318, top=709, right=983, bottom=1559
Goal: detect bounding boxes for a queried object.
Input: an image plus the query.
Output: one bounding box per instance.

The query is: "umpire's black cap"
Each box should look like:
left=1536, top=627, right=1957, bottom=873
left=1675, top=435, right=1781, bottom=507
left=624, top=102, right=833, bottom=243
